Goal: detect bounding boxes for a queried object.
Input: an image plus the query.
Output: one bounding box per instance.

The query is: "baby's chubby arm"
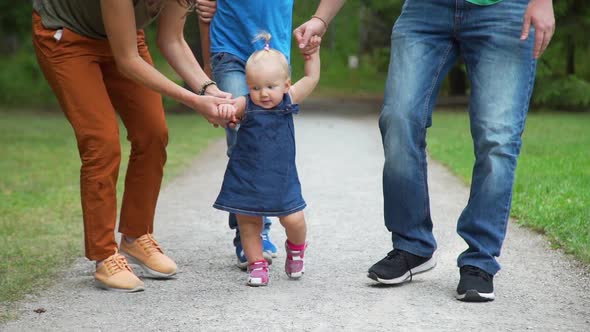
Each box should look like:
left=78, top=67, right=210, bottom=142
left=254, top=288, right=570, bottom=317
left=289, top=36, right=321, bottom=105
left=233, top=96, right=246, bottom=119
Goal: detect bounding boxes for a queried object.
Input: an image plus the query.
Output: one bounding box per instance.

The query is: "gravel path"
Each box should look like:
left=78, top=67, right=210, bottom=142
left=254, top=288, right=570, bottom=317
left=2, top=101, right=589, bottom=331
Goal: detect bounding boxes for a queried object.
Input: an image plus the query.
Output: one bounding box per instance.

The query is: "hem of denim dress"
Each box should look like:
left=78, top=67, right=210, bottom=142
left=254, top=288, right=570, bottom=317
left=213, top=202, right=306, bottom=217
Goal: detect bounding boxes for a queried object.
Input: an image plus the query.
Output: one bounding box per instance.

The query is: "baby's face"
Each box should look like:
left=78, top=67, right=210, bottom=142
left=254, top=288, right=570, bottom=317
left=246, top=63, right=290, bottom=109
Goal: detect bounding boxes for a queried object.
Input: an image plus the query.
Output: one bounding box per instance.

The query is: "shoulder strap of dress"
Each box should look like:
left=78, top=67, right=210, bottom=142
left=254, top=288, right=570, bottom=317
left=283, top=93, right=299, bottom=114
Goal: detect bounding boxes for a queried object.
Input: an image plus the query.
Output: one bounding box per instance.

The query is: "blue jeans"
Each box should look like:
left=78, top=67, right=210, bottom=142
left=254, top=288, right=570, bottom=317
left=211, top=52, right=272, bottom=245
left=379, top=0, right=537, bottom=275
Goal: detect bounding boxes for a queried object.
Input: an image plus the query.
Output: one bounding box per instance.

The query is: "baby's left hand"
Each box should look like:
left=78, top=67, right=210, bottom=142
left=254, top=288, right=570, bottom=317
left=300, top=35, right=322, bottom=60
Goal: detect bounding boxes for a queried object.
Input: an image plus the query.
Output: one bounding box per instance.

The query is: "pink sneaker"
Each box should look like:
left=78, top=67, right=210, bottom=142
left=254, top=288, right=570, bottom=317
left=285, top=241, right=306, bottom=279
left=247, top=260, right=269, bottom=287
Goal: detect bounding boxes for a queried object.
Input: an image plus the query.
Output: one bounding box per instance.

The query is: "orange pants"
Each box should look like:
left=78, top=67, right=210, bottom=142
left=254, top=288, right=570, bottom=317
left=32, top=12, right=168, bottom=261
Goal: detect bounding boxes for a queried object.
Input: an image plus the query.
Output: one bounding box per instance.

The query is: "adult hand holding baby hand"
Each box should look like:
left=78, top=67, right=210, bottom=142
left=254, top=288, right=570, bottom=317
left=300, top=35, right=322, bottom=60
left=217, top=103, right=236, bottom=121
left=188, top=94, right=236, bottom=128
left=294, top=16, right=327, bottom=49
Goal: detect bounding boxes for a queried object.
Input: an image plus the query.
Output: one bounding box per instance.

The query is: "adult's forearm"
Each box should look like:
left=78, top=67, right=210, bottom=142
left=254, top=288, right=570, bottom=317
left=314, top=0, right=346, bottom=25
left=116, top=55, right=195, bottom=107
left=158, top=37, right=210, bottom=94
left=100, top=0, right=198, bottom=108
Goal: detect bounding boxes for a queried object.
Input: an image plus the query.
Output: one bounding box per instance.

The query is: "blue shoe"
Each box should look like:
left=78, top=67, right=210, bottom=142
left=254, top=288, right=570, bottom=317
left=262, top=233, right=278, bottom=258
left=235, top=244, right=248, bottom=270
left=235, top=242, right=272, bottom=271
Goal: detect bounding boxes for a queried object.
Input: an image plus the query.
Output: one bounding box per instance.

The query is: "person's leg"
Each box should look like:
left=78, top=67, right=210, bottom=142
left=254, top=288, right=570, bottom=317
left=381, top=0, right=460, bottom=256
left=368, top=0, right=459, bottom=284
left=32, top=14, right=121, bottom=262
left=32, top=12, right=142, bottom=291
left=102, top=31, right=168, bottom=237
left=236, top=215, right=265, bottom=263
left=210, top=53, right=248, bottom=158
left=456, top=0, right=536, bottom=290
left=279, top=211, right=306, bottom=279
left=236, top=214, right=268, bottom=286
left=211, top=53, right=277, bottom=265
left=101, top=30, right=176, bottom=278
left=260, top=219, right=277, bottom=258
left=279, top=211, right=306, bottom=245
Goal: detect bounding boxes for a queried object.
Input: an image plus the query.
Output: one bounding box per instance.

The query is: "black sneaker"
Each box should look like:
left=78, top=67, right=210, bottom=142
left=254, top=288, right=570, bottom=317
left=456, top=265, right=495, bottom=302
left=367, top=249, right=436, bottom=284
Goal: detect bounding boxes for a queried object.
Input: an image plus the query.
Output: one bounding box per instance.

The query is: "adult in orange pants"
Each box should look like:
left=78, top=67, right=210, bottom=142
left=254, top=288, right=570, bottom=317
left=32, top=0, right=233, bottom=292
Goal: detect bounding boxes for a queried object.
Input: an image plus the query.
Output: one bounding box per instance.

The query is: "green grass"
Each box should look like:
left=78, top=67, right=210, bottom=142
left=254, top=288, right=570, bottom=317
left=0, top=110, right=222, bottom=319
left=302, top=49, right=387, bottom=98
left=0, top=46, right=59, bottom=107
left=427, top=110, right=590, bottom=263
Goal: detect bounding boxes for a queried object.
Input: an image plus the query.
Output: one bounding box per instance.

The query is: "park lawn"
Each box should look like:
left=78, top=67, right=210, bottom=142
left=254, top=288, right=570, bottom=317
left=0, top=110, right=222, bottom=318
left=427, top=110, right=590, bottom=264
left=290, top=48, right=387, bottom=99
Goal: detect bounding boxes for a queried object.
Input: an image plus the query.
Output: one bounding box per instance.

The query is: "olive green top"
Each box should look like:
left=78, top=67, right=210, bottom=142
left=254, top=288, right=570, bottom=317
left=32, top=0, right=163, bottom=39
left=466, top=0, right=504, bottom=5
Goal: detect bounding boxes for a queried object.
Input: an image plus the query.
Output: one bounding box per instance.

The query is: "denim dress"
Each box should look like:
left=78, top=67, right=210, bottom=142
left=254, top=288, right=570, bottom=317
left=213, top=94, right=306, bottom=217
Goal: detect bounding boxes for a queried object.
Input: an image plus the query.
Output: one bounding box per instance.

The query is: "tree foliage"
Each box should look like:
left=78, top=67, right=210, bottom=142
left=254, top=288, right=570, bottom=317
left=0, top=1, right=589, bottom=110
left=354, top=0, right=590, bottom=109
left=0, top=1, right=31, bottom=53
left=0, top=1, right=30, bottom=35
left=530, top=0, right=590, bottom=109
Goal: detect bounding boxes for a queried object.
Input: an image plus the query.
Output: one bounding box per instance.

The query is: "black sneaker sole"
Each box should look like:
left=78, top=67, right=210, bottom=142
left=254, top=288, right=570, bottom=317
left=367, top=257, right=436, bottom=284
left=456, top=289, right=495, bottom=302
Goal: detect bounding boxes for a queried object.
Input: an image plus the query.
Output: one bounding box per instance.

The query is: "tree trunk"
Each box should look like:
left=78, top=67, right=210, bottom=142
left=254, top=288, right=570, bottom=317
left=566, top=35, right=575, bottom=75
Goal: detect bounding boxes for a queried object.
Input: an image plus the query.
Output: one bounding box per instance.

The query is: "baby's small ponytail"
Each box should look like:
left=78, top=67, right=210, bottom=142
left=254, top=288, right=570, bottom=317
left=246, top=31, right=290, bottom=80
left=252, top=31, right=272, bottom=51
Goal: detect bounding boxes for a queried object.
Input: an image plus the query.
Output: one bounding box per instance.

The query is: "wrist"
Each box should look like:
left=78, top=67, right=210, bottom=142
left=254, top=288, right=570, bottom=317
left=311, top=15, right=328, bottom=30
left=198, top=80, right=217, bottom=95
left=179, top=88, right=198, bottom=107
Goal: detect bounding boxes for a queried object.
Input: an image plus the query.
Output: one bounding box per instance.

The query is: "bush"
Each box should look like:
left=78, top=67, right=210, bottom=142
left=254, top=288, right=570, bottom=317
left=532, top=75, right=590, bottom=110
left=0, top=44, right=58, bottom=108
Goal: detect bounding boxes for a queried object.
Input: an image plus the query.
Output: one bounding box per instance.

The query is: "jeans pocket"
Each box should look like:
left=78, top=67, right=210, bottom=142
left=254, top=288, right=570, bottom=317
left=210, top=52, right=226, bottom=68
left=212, top=52, right=246, bottom=77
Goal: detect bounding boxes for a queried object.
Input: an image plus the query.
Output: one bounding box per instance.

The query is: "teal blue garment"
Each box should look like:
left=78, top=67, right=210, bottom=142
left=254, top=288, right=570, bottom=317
left=210, top=0, right=294, bottom=62
left=466, top=0, right=504, bottom=5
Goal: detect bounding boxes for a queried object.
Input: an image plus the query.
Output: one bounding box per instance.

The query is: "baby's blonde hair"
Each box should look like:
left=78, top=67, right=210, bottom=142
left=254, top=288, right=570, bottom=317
left=245, top=32, right=290, bottom=80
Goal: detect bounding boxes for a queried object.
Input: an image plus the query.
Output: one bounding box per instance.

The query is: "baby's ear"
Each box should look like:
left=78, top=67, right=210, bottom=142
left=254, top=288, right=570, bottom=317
left=284, top=79, right=292, bottom=90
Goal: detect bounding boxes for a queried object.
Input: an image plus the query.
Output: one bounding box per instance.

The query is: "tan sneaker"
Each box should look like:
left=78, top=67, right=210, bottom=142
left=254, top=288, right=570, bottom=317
left=120, top=234, right=177, bottom=279
left=95, top=252, right=144, bottom=292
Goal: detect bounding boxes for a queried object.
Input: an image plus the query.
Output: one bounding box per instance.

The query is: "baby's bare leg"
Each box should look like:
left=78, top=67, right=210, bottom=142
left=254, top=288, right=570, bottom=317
left=236, top=214, right=264, bottom=264
left=280, top=211, right=307, bottom=279
left=279, top=211, right=306, bottom=245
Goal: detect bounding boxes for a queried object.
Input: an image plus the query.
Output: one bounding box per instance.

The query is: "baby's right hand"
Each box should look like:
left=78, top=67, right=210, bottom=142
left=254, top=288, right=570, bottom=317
left=217, top=103, right=237, bottom=128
